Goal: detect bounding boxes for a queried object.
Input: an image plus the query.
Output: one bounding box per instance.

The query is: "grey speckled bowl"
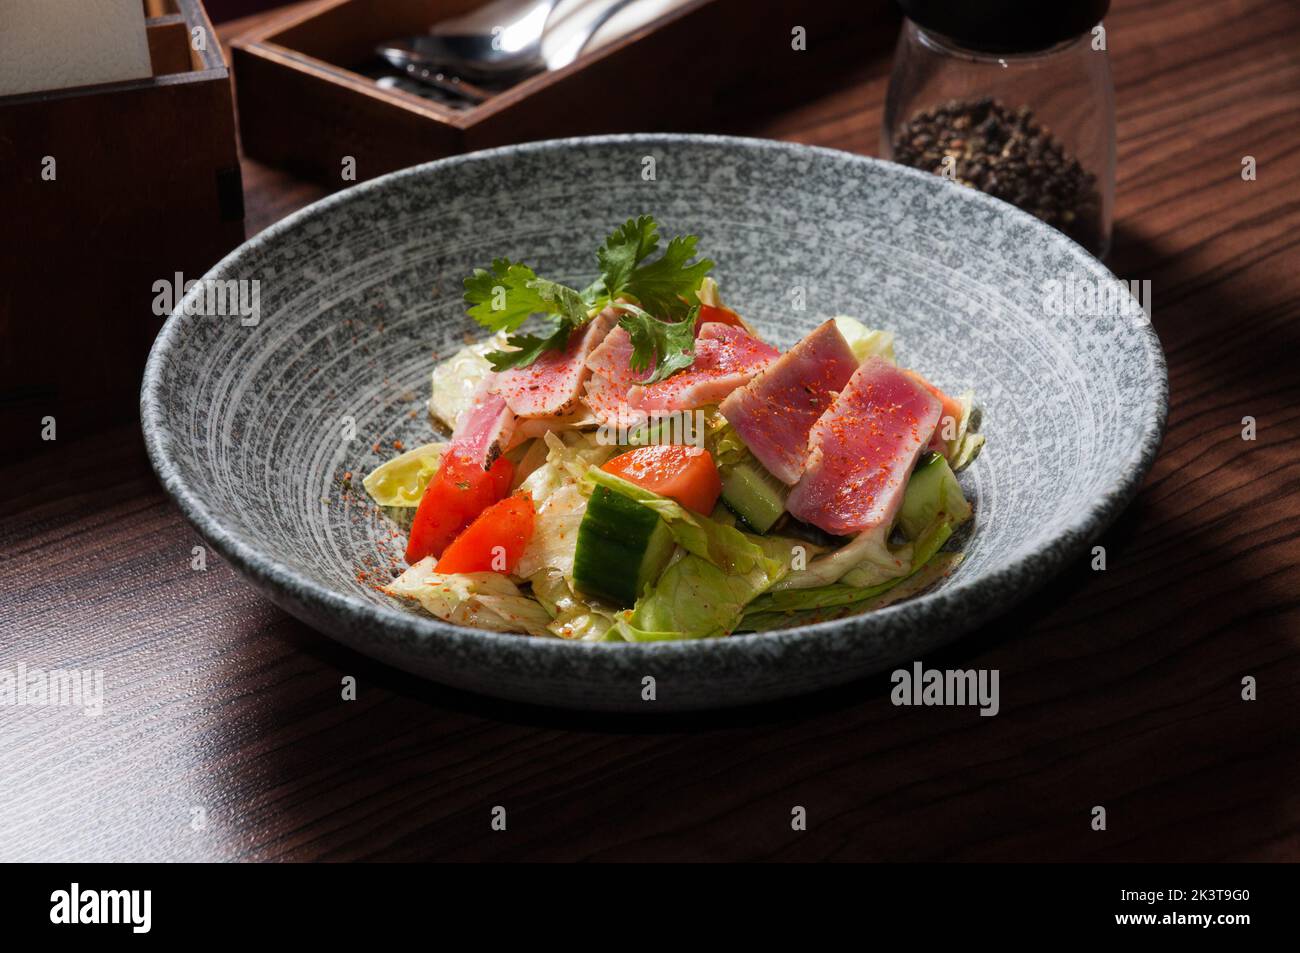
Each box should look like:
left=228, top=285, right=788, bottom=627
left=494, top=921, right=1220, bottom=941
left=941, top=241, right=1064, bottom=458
left=141, top=134, right=1167, bottom=712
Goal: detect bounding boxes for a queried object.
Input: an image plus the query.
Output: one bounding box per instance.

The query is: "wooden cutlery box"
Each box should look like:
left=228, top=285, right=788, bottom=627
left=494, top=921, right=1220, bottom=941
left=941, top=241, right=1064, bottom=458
left=230, top=0, right=885, bottom=186
left=0, top=0, right=244, bottom=454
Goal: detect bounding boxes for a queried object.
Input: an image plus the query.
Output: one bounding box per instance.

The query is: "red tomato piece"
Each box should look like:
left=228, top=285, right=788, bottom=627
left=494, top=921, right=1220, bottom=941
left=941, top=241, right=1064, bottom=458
left=404, top=451, right=513, bottom=564
left=904, top=370, right=965, bottom=439
left=601, top=444, right=722, bottom=516
left=695, top=303, right=749, bottom=333
left=435, top=492, right=536, bottom=575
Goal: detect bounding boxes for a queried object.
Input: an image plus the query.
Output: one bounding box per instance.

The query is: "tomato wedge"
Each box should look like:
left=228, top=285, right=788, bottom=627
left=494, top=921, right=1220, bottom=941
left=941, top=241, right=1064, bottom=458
left=602, top=444, right=722, bottom=515
left=435, top=492, right=536, bottom=575
left=904, top=370, right=965, bottom=442
left=695, top=303, right=748, bottom=333
left=404, top=450, right=512, bottom=564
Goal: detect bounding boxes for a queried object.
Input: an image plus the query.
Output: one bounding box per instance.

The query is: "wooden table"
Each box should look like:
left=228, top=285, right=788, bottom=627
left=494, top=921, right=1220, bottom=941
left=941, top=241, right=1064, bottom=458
left=2, top=0, right=1297, bottom=862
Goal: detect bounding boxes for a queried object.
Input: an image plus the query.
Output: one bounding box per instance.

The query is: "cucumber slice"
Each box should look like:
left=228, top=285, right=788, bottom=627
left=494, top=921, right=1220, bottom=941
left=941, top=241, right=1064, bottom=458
left=720, top=456, right=788, bottom=534
left=898, top=451, right=968, bottom=540
left=573, top=485, right=675, bottom=605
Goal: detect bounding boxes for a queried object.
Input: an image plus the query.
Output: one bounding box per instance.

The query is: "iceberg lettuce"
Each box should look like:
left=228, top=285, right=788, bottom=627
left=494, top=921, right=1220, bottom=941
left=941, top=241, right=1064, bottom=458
left=774, top=525, right=911, bottom=590
left=428, top=331, right=509, bottom=429
left=946, top=391, right=985, bottom=471
left=614, top=535, right=789, bottom=641
left=520, top=430, right=617, bottom=502
left=511, top=431, right=619, bottom=581
left=362, top=441, right=448, bottom=507
left=742, top=552, right=963, bottom=631
left=385, top=558, right=553, bottom=635
left=833, top=315, right=896, bottom=363
left=516, top=482, right=588, bottom=580
left=530, top=569, right=618, bottom=641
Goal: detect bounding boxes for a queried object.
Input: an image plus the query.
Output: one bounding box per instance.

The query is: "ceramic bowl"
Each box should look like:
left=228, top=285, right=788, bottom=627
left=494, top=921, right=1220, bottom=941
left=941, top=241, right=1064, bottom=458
left=141, top=134, right=1167, bottom=711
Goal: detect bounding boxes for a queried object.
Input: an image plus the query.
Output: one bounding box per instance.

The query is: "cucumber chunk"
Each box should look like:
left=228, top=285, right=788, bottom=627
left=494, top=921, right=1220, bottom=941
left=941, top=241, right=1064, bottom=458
left=898, top=451, right=969, bottom=541
left=720, top=457, right=788, bottom=534
left=573, top=485, right=675, bottom=605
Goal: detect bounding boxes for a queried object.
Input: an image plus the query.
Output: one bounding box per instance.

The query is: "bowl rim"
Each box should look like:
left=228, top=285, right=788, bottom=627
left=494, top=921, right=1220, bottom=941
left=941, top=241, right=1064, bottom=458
left=140, top=132, right=1169, bottom=660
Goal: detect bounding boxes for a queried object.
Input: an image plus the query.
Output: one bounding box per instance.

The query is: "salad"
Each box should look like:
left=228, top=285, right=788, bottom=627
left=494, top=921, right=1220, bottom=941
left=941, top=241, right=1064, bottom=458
left=362, top=215, right=984, bottom=641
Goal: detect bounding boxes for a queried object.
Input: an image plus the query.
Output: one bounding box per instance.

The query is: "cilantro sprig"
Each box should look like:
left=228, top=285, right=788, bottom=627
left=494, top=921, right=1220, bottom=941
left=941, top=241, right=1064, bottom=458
left=618, top=302, right=699, bottom=384
left=462, top=216, right=714, bottom=377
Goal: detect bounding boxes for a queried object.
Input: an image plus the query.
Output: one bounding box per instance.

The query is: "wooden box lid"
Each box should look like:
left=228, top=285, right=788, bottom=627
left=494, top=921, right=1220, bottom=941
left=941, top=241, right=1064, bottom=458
left=231, top=0, right=880, bottom=185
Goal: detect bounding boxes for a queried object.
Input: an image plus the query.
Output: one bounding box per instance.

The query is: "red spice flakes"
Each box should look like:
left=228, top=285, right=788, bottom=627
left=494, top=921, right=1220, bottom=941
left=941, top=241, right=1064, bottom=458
left=393, top=439, right=405, bottom=451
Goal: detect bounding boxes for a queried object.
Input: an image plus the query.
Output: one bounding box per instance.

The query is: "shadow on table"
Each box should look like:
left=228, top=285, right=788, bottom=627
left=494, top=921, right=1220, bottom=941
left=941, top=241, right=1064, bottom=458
left=240, top=220, right=1296, bottom=859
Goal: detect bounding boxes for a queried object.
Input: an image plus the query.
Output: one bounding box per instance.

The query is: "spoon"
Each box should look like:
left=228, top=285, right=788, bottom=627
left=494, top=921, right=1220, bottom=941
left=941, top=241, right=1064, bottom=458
left=378, top=0, right=637, bottom=88
left=380, top=0, right=563, bottom=86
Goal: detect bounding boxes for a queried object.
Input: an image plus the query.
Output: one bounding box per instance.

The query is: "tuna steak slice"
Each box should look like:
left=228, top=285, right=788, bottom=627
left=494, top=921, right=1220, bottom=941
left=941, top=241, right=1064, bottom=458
left=786, top=356, right=942, bottom=536
left=628, top=322, right=779, bottom=412
left=582, top=369, right=646, bottom=428
left=719, top=319, right=858, bottom=484
left=582, top=323, right=650, bottom=425
left=494, top=310, right=615, bottom=418
left=451, top=382, right=516, bottom=469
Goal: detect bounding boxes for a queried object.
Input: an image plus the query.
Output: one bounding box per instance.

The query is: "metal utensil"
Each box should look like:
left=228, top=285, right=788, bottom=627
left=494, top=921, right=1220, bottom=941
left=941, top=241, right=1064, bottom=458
left=377, top=0, right=637, bottom=88
left=383, top=61, right=492, bottom=105
left=379, top=0, right=563, bottom=86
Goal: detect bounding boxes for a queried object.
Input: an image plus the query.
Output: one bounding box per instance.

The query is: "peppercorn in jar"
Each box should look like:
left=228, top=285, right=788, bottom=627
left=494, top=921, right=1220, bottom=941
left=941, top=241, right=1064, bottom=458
left=883, top=1, right=1115, bottom=258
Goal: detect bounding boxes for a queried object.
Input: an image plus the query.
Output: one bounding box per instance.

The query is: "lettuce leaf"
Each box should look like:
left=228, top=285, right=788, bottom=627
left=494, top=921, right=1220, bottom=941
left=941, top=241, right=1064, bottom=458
left=516, top=482, right=588, bottom=579
left=946, top=391, right=985, bottom=471
left=530, top=569, right=618, bottom=641
left=703, top=407, right=749, bottom=470
left=696, top=275, right=722, bottom=308
left=519, top=430, right=616, bottom=502
left=773, top=524, right=911, bottom=591
left=362, top=441, right=448, bottom=507
left=833, top=315, right=896, bottom=363
left=614, top=535, right=789, bottom=641
left=742, top=553, right=964, bottom=631
left=385, top=558, right=553, bottom=635
left=896, top=453, right=972, bottom=542
left=511, top=432, right=617, bottom=579
left=428, top=332, right=509, bottom=430
left=744, top=456, right=973, bottom=624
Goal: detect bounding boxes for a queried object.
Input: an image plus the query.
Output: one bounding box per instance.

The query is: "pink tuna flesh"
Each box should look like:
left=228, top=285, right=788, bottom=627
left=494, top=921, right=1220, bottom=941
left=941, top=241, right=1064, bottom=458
left=785, top=356, right=942, bottom=536
left=719, top=319, right=858, bottom=484
left=628, top=322, right=779, bottom=412
left=495, top=311, right=615, bottom=418
left=583, top=324, right=646, bottom=425
left=451, top=384, right=516, bottom=470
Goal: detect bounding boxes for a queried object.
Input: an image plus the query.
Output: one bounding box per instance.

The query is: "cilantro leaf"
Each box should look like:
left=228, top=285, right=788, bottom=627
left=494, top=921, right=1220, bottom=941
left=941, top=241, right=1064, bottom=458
left=527, top=277, right=590, bottom=326
left=617, top=303, right=697, bottom=384
left=464, top=259, right=549, bottom=333
left=485, top=318, right=571, bottom=372
left=462, top=218, right=713, bottom=380
left=464, top=262, right=588, bottom=369
left=598, top=216, right=660, bottom=300
left=623, top=234, right=714, bottom=320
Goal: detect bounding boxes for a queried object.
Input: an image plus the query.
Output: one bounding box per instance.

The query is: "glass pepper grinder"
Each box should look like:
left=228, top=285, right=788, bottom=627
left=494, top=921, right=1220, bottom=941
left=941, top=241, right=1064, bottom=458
left=882, top=0, right=1115, bottom=258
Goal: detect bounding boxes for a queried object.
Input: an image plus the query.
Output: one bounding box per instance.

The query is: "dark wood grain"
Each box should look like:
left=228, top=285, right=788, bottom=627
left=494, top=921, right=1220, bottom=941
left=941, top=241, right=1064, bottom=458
left=1, top=0, right=1298, bottom=862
